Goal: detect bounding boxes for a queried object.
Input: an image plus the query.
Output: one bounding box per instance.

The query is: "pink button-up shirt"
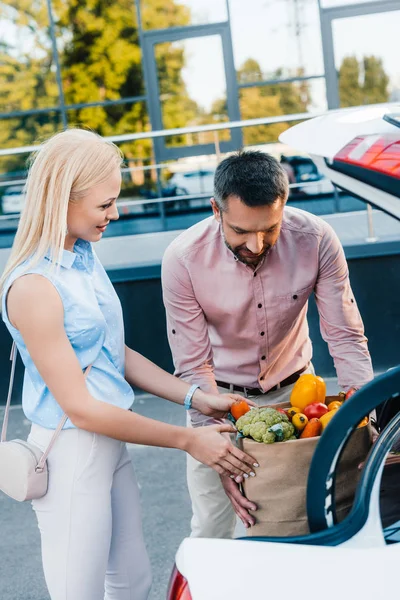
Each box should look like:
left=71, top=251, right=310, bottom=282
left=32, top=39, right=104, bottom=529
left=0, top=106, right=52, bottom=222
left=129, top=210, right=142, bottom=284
left=161, top=207, right=373, bottom=397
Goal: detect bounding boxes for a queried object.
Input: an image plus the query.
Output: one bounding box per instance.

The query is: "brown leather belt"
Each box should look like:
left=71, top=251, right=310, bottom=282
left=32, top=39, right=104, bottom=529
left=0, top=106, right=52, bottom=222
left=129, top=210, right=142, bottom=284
left=216, top=365, right=309, bottom=397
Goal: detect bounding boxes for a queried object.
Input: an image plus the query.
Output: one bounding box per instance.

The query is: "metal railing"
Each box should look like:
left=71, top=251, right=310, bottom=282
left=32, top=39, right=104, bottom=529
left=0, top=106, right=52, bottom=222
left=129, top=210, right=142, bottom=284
left=0, top=109, right=330, bottom=157
left=0, top=107, right=384, bottom=241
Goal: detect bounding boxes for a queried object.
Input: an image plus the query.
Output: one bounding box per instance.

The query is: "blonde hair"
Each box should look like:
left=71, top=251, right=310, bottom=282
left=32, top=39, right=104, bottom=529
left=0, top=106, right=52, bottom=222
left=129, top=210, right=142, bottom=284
left=0, top=128, right=123, bottom=293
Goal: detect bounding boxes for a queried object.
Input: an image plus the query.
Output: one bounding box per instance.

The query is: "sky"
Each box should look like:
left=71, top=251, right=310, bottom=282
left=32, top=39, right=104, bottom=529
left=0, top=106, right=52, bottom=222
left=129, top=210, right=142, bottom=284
left=173, top=0, right=400, bottom=113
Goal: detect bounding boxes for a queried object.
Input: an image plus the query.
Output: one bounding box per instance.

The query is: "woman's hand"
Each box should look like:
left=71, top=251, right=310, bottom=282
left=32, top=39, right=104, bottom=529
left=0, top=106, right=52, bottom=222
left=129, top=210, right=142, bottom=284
left=184, top=423, right=258, bottom=478
left=192, top=389, right=256, bottom=419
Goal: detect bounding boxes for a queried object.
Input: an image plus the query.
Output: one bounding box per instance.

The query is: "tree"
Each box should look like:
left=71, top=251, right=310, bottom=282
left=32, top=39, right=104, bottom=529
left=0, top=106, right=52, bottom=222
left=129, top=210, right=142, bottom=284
left=338, top=54, right=389, bottom=108
left=236, top=59, right=310, bottom=145
left=0, top=0, right=61, bottom=174
left=0, top=0, right=196, bottom=179
left=237, top=58, right=263, bottom=84
left=363, top=55, right=389, bottom=104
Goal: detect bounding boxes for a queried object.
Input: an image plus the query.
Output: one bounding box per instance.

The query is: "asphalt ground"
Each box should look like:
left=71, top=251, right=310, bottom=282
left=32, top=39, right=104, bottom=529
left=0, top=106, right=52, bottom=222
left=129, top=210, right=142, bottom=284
left=0, top=394, right=191, bottom=600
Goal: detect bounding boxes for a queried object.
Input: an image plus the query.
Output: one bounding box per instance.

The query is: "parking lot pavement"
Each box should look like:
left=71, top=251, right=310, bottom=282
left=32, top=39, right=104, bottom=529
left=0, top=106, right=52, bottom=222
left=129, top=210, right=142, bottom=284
left=0, top=396, right=191, bottom=600
left=0, top=378, right=344, bottom=600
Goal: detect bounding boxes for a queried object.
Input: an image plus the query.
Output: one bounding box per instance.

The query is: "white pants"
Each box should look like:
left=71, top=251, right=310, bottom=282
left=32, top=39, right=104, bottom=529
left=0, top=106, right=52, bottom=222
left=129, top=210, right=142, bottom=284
left=187, top=365, right=315, bottom=539
left=28, top=424, right=152, bottom=600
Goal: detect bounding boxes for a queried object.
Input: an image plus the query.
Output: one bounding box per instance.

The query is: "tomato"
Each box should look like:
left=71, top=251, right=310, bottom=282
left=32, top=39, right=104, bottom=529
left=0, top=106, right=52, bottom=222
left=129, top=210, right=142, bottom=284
left=303, top=402, right=328, bottom=420
left=327, top=401, right=342, bottom=412
left=230, top=400, right=251, bottom=421
left=292, top=413, right=308, bottom=432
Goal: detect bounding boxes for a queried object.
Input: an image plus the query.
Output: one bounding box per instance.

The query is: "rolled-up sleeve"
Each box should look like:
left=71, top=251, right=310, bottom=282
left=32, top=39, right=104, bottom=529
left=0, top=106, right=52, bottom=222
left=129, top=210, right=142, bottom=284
left=314, top=223, right=373, bottom=390
left=161, top=245, right=219, bottom=394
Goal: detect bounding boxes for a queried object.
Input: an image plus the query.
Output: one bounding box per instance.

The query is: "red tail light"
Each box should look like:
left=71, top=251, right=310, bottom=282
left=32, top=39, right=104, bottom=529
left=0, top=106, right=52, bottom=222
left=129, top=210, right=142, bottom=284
left=331, top=133, right=400, bottom=198
left=334, top=134, right=400, bottom=177
left=167, top=565, right=192, bottom=600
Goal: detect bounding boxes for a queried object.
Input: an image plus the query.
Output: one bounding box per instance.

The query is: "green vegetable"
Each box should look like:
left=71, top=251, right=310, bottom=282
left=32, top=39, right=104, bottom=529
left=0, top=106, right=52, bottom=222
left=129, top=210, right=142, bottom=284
left=281, top=421, right=295, bottom=440
left=262, top=431, right=276, bottom=444
left=249, top=422, right=267, bottom=442
left=268, top=423, right=284, bottom=441
left=236, top=407, right=293, bottom=444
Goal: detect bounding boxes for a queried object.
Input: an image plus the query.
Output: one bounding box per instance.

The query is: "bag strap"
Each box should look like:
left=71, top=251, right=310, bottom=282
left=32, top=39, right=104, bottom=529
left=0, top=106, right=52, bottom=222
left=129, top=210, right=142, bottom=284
left=1, top=342, right=17, bottom=445
left=1, top=342, right=93, bottom=471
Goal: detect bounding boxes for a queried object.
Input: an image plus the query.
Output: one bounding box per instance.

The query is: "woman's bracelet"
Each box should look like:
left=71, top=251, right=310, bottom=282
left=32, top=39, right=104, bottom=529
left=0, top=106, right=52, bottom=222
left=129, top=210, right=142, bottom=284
left=184, top=384, right=200, bottom=410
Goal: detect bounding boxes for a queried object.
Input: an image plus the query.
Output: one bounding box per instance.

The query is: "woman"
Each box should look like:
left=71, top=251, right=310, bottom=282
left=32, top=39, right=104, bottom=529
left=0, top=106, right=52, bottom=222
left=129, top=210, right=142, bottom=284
left=0, top=129, right=257, bottom=600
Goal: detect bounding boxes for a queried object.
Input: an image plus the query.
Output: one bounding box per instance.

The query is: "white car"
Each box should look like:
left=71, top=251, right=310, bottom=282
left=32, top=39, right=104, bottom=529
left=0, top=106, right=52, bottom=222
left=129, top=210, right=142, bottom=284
left=1, top=185, right=25, bottom=214
left=168, top=169, right=215, bottom=197
left=167, top=104, right=400, bottom=600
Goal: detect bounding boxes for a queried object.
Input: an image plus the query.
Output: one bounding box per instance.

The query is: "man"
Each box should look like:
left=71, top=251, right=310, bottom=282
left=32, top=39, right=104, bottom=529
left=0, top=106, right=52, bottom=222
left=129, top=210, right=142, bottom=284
left=161, top=151, right=373, bottom=539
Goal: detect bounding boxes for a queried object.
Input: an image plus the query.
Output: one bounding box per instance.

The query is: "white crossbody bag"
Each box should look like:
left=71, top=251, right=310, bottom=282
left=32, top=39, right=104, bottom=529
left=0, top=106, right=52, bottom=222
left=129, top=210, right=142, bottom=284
left=0, top=342, right=92, bottom=502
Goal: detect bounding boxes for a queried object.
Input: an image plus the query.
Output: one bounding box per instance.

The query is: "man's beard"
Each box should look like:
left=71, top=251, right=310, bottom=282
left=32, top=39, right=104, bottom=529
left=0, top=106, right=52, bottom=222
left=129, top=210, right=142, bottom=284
left=222, top=231, right=271, bottom=266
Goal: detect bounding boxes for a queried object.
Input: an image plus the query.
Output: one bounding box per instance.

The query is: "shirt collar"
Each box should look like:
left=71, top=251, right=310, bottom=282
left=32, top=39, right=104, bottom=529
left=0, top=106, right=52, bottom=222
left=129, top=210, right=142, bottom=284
left=44, top=239, right=94, bottom=273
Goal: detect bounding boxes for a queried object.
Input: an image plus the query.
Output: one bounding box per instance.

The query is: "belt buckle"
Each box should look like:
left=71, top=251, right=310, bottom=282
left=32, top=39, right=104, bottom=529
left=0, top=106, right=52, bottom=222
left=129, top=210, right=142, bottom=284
left=243, top=387, right=250, bottom=398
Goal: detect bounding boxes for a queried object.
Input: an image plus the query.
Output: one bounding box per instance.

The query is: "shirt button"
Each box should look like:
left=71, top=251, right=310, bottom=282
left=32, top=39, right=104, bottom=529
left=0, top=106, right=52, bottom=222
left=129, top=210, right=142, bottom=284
left=293, top=294, right=298, bottom=300
left=172, top=329, right=176, bottom=334
left=260, top=331, right=265, bottom=336
left=258, top=303, right=262, bottom=308
left=261, top=355, right=266, bottom=360
left=253, top=272, right=257, bottom=277
left=260, top=376, right=264, bottom=381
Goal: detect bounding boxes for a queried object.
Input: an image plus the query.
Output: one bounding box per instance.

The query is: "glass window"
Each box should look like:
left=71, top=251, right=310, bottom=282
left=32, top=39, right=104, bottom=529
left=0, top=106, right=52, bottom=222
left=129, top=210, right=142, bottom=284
left=229, top=0, right=324, bottom=83
left=140, top=0, right=228, bottom=30
left=154, top=35, right=231, bottom=147
left=0, top=1, right=59, bottom=113
left=51, top=0, right=145, bottom=106
left=0, top=112, right=63, bottom=173
left=320, top=0, right=379, bottom=7
left=0, top=153, right=30, bottom=186
left=333, top=11, right=400, bottom=107
left=67, top=99, right=151, bottom=158
left=239, top=78, right=327, bottom=146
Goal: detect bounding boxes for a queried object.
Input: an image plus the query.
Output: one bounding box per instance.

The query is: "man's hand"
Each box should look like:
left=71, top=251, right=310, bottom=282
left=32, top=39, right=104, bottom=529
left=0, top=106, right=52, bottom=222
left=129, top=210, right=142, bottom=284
left=220, top=474, right=257, bottom=529
left=192, top=389, right=256, bottom=419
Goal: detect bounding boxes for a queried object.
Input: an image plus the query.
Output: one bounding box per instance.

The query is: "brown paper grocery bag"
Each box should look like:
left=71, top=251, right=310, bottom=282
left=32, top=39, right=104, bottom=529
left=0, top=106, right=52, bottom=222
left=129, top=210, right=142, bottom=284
left=239, top=398, right=373, bottom=537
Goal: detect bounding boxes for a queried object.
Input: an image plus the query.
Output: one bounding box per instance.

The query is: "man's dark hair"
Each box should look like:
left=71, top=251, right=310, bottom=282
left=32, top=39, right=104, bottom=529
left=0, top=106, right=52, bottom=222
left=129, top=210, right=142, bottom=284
left=214, top=150, right=289, bottom=211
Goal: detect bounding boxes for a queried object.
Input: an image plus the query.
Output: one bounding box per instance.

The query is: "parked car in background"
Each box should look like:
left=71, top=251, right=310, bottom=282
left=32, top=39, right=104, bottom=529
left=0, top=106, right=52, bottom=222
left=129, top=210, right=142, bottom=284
left=281, top=155, right=335, bottom=196
left=168, top=169, right=215, bottom=196
left=1, top=185, right=25, bottom=214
